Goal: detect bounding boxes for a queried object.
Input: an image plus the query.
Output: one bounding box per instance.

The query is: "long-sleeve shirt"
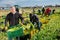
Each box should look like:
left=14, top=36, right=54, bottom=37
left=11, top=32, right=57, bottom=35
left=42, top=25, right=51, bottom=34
left=5, top=12, right=24, bottom=26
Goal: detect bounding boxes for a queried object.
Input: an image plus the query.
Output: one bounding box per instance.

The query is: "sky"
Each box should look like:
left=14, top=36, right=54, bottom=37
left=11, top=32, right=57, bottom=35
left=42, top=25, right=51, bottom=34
left=0, top=0, right=60, bottom=7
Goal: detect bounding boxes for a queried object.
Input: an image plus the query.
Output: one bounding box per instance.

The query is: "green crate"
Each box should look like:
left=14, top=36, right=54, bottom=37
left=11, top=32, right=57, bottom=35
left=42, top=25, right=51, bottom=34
left=7, top=27, right=24, bottom=38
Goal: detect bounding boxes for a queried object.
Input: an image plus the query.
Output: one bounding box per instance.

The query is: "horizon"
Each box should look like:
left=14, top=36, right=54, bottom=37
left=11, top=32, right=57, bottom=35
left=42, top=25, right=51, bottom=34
left=0, top=0, right=60, bottom=7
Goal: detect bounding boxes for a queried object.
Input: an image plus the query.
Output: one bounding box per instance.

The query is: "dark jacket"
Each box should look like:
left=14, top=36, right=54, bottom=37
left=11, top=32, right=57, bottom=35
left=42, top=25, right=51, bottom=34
left=30, top=14, right=39, bottom=24
left=5, top=12, right=24, bottom=26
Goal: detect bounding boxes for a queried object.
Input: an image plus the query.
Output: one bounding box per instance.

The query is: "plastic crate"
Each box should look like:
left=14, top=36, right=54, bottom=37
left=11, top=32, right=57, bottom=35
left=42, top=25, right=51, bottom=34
left=7, top=27, right=24, bottom=38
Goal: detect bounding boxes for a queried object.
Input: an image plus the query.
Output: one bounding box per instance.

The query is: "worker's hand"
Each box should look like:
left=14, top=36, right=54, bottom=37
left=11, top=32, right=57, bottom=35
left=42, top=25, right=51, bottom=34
left=20, top=22, right=24, bottom=26
left=5, top=26, right=8, bottom=30
left=1, top=26, right=8, bottom=32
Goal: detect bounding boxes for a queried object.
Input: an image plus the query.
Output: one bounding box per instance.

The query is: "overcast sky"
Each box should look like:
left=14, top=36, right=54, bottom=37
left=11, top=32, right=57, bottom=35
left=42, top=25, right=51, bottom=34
left=0, top=0, right=60, bottom=7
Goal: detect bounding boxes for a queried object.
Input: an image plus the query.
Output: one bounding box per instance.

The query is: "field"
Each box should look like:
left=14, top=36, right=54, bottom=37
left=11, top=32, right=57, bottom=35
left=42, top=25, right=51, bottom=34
left=0, top=7, right=60, bottom=40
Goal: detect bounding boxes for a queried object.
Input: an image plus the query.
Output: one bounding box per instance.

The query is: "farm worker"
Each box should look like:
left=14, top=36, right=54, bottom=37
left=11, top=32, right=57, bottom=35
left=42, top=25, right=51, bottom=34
left=16, top=7, right=19, bottom=12
left=52, top=9, right=55, bottom=14
left=45, top=7, right=51, bottom=16
left=5, top=6, right=24, bottom=28
left=42, top=7, right=45, bottom=15
left=5, top=6, right=24, bottom=40
left=29, top=13, right=42, bottom=31
left=38, top=9, right=41, bottom=14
